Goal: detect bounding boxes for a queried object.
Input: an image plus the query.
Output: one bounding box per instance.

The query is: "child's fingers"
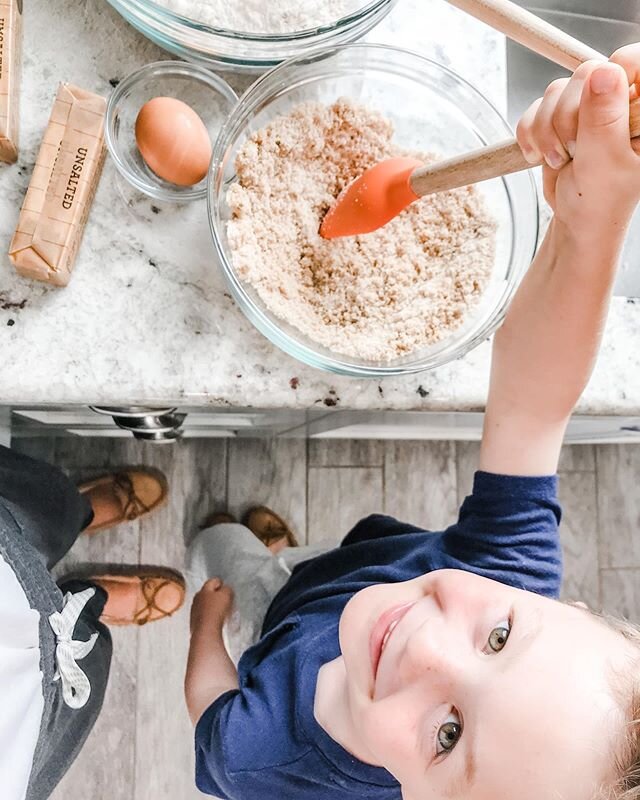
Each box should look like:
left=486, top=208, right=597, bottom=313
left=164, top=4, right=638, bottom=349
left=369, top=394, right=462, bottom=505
left=516, top=97, right=543, bottom=163
left=531, top=78, right=571, bottom=168
left=202, top=577, right=223, bottom=591
left=575, top=63, right=631, bottom=163
left=190, top=579, right=232, bottom=632
left=516, top=80, right=571, bottom=166
left=609, top=43, right=640, bottom=94
left=550, top=62, right=600, bottom=159
left=541, top=162, right=558, bottom=207
left=219, top=584, right=234, bottom=603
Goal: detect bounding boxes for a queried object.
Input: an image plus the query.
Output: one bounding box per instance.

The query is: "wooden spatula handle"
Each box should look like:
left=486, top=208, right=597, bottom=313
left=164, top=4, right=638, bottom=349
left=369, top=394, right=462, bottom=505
left=410, top=140, right=529, bottom=198
left=409, top=0, right=640, bottom=198
left=447, top=0, right=604, bottom=70
left=448, top=0, right=640, bottom=138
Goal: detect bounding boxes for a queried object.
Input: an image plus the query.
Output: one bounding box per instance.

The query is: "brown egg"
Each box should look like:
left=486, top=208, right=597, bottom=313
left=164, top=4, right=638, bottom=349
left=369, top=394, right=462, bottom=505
left=135, top=96, right=212, bottom=187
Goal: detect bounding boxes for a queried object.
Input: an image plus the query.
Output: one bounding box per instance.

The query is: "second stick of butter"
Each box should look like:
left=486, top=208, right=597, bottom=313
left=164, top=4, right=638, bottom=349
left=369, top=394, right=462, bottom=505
left=0, top=0, right=23, bottom=163
left=9, top=83, right=106, bottom=286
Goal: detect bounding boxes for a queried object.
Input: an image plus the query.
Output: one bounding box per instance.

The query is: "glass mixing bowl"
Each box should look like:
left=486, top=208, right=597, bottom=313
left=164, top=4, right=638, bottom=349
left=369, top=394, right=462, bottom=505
left=208, top=44, right=539, bottom=377
left=105, top=0, right=398, bottom=71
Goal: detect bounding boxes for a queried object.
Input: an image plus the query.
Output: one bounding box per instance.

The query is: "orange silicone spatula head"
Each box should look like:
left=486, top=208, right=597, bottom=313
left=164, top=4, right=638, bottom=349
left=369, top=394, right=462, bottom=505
left=320, top=157, right=423, bottom=239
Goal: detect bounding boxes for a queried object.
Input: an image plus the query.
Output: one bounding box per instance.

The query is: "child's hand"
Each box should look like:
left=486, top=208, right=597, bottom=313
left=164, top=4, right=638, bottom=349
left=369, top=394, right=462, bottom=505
left=516, top=52, right=640, bottom=235
left=190, top=578, right=234, bottom=635
left=185, top=578, right=239, bottom=724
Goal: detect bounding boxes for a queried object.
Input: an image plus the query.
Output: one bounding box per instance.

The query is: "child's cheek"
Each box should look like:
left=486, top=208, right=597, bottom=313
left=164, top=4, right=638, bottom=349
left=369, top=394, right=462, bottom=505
left=358, top=697, right=418, bottom=778
left=340, top=584, right=385, bottom=635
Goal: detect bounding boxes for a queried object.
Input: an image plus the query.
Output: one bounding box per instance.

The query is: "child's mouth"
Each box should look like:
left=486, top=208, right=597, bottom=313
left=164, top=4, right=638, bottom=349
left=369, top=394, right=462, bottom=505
left=369, top=602, right=415, bottom=681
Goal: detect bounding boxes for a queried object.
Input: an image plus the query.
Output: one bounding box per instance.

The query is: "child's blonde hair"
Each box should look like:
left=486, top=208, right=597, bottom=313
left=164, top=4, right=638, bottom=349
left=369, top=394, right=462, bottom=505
left=599, top=612, right=640, bottom=800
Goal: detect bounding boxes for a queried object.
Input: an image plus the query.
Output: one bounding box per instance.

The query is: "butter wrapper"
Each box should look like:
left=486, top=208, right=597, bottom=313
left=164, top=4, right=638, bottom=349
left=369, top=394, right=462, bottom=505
left=0, top=0, right=22, bottom=163
left=9, top=83, right=106, bottom=286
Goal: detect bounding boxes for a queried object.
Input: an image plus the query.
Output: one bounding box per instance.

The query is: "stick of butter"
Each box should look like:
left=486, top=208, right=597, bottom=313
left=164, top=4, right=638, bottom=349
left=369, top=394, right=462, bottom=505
left=0, top=0, right=22, bottom=164
left=9, top=83, right=107, bottom=286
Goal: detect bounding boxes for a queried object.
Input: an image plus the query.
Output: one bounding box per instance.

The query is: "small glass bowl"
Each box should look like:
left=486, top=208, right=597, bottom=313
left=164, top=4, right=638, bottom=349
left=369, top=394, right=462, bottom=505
left=105, top=0, right=398, bottom=72
left=208, top=44, right=539, bottom=377
left=105, top=61, right=238, bottom=202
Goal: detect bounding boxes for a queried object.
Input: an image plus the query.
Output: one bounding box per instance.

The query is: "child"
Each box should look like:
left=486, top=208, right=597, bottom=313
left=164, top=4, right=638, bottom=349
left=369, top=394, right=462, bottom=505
left=185, top=51, right=640, bottom=800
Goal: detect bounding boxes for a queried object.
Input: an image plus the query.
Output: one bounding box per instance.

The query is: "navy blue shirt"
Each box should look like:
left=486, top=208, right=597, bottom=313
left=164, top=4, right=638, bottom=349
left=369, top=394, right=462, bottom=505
left=195, top=472, right=562, bottom=799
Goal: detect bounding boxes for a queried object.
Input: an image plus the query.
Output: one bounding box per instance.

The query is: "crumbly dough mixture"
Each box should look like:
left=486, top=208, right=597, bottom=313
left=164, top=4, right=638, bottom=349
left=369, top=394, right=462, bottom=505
left=227, top=100, right=497, bottom=362
left=154, top=0, right=355, bottom=34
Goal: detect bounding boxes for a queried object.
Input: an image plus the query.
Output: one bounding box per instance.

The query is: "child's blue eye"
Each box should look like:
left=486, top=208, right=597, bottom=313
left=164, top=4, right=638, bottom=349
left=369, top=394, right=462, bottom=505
left=486, top=620, right=511, bottom=653
left=436, top=710, right=462, bottom=755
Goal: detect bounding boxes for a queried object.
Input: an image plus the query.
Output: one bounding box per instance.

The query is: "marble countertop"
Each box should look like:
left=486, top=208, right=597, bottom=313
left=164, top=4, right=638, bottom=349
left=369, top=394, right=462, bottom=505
left=1, top=0, right=639, bottom=413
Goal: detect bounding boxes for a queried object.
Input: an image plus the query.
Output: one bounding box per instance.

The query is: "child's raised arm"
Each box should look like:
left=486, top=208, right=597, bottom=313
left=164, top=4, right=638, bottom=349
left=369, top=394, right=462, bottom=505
left=480, top=54, right=640, bottom=476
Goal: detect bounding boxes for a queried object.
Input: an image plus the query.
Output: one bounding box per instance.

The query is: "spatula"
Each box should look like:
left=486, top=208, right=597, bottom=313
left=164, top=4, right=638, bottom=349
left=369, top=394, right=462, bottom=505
left=320, top=0, right=640, bottom=239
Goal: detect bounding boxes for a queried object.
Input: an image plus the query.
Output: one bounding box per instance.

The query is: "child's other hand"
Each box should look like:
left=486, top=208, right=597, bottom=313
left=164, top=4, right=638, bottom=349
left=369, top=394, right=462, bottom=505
left=516, top=52, right=640, bottom=235
left=185, top=579, right=239, bottom=724
left=190, top=578, right=234, bottom=634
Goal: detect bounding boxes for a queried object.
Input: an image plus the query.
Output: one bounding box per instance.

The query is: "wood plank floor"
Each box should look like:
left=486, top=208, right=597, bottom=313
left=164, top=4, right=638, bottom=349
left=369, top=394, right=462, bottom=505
left=11, top=436, right=640, bottom=798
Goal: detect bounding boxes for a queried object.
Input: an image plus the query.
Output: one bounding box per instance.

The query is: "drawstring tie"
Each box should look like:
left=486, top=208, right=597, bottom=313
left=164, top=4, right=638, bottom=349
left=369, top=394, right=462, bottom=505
left=48, top=588, right=98, bottom=710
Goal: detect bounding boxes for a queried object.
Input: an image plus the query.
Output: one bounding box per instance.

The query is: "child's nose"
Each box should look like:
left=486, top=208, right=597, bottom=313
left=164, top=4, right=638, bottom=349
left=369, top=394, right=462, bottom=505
left=401, top=619, right=468, bottom=685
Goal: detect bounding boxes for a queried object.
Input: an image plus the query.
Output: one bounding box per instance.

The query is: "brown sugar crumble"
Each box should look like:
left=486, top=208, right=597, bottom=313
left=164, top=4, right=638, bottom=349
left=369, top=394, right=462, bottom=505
left=227, top=99, right=497, bottom=362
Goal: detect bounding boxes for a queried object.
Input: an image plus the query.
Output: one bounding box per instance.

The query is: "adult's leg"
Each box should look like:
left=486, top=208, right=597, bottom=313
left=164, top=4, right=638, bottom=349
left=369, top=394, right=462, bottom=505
left=0, top=502, right=112, bottom=800
left=0, top=445, right=111, bottom=798
left=0, top=445, right=92, bottom=570
left=26, top=581, right=112, bottom=800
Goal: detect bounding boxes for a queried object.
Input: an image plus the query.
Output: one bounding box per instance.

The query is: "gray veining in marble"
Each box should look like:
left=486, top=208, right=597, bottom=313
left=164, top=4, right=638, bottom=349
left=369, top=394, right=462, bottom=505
left=1, top=0, right=640, bottom=412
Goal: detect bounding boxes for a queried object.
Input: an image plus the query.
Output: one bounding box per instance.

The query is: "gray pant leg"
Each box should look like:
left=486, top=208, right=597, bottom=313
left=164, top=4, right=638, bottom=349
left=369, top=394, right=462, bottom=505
left=0, top=445, right=93, bottom=569
left=0, top=446, right=110, bottom=800
left=27, top=581, right=112, bottom=800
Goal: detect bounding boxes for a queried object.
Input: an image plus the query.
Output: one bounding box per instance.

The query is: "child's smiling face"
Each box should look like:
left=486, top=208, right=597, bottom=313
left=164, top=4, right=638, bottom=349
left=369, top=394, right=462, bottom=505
left=321, top=570, right=635, bottom=800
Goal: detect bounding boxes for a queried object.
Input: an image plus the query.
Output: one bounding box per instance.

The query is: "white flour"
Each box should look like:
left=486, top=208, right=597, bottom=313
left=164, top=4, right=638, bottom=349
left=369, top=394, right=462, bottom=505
left=153, top=0, right=360, bottom=33
left=226, top=100, right=497, bottom=363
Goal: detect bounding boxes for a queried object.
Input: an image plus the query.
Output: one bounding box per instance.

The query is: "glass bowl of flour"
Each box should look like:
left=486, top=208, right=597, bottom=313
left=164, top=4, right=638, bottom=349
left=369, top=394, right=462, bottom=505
left=105, top=0, right=398, bottom=71
left=208, top=44, right=539, bottom=377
